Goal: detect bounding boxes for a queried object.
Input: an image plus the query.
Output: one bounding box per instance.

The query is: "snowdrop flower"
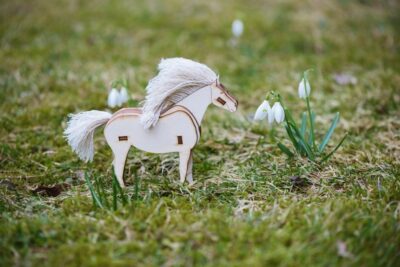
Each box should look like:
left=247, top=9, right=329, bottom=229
left=266, top=103, right=274, bottom=124
left=298, top=77, right=311, bottom=99
left=232, top=19, right=244, bottom=38
left=116, top=94, right=123, bottom=107
left=119, top=87, right=129, bottom=105
left=272, top=102, right=285, bottom=123
left=107, top=88, right=119, bottom=108
left=254, top=100, right=271, bottom=121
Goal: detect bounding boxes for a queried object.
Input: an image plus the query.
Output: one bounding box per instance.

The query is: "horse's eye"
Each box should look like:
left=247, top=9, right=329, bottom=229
left=216, top=97, right=226, bottom=105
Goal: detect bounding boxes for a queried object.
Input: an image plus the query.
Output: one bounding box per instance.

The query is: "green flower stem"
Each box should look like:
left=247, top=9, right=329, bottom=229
left=303, top=72, right=316, bottom=151
left=305, top=95, right=316, bottom=150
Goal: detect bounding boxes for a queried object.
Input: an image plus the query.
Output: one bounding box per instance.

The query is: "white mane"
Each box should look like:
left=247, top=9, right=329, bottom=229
left=140, top=57, right=218, bottom=129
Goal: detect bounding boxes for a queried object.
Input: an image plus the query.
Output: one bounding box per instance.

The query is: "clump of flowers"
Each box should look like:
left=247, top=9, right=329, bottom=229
left=254, top=70, right=347, bottom=163
left=107, top=79, right=130, bottom=108
left=254, top=99, right=285, bottom=124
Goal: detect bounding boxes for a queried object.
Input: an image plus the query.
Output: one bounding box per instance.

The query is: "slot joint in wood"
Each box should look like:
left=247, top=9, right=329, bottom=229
left=177, top=136, right=183, bottom=145
left=118, top=136, right=128, bottom=141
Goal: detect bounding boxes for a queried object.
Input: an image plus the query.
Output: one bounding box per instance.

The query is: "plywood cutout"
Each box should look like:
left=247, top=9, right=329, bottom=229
left=64, top=58, right=238, bottom=187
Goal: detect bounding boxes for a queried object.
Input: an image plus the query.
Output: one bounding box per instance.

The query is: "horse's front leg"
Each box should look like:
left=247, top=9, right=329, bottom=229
left=179, top=150, right=191, bottom=183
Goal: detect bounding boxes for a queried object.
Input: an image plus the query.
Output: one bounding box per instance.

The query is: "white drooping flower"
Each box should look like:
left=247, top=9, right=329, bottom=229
left=107, top=88, right=119, bottom=108
left=232, top=19, right=244, bottom=38
left=254, top=100, right=271, bottom=121
left=119, top=87, right=129, bottom=105
left=298, top=77, right=311, bottom=99
left=266, top=102, right=274, bottom=124
left=272, top=102, right=285, bottom=123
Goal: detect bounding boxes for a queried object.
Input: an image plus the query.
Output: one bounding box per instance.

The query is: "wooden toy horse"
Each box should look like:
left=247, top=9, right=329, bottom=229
left=64, top=58, right=238, bottom=187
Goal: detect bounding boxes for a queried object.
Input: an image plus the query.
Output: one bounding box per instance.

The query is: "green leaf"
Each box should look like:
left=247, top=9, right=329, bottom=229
left=289, top=122, right=315, bottom=160
left=133, top=170, right=140, bottom=202
left=284, top=108, right=298, bottom=127
left=285, top=124, right=298, bottom=146
left=101, top=183, right=110, bottom=208
left=285, top=123, right=302, bottom=154
left=319, top=112, right=340, bottom=153
left=112, top=168, right=128, bottom=207
left=277, top=143, right=294, bottom=157
left=112, top=177, right=118, bottom=211
left=95, top=174, right=109, bottom=208
left=85, top=172, right=104, bottom=209
left=320, top=133, right=348, bottom=163
left=283, top=107, right=306, bottom=155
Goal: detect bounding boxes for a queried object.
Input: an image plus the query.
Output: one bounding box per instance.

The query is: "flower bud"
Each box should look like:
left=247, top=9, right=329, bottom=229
left=232, top=19, right=244, bottom=38
left=298, top=78, right=311, bottom=99
left=272, top=102, right=285, bottom=123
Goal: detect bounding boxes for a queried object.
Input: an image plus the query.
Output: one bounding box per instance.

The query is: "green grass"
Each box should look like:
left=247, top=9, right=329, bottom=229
left=0, top=0, right=399, bottom=266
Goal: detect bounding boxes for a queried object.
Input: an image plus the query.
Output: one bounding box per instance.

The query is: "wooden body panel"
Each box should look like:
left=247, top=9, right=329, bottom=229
left=104, top=106, right=200, bottom=154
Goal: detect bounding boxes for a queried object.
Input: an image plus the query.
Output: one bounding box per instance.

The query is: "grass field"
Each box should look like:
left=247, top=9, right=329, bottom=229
left=1, top=0, right=399, bottom=266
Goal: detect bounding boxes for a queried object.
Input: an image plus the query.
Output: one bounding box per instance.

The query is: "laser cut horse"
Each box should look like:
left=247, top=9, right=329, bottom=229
left=64, top=58, right=238, bottom=187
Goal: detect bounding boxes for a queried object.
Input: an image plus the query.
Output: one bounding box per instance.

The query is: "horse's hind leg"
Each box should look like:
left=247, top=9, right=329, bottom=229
left=179, top=150, right=191, bottom=183
left=111, top=143, right=130, bottom=188
left=186, top=150, right=194, bottom=184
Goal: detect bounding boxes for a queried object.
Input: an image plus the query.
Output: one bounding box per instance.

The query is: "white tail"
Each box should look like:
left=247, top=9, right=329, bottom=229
left=64, top=110, right=112, bottom=162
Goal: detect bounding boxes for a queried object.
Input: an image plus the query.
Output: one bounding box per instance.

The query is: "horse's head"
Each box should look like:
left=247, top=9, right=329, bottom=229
left=210, top=81, right=238, bottom=112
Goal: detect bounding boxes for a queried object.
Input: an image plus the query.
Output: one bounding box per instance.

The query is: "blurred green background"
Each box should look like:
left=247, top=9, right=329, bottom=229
left=0, top=0, right=399, bottom=266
